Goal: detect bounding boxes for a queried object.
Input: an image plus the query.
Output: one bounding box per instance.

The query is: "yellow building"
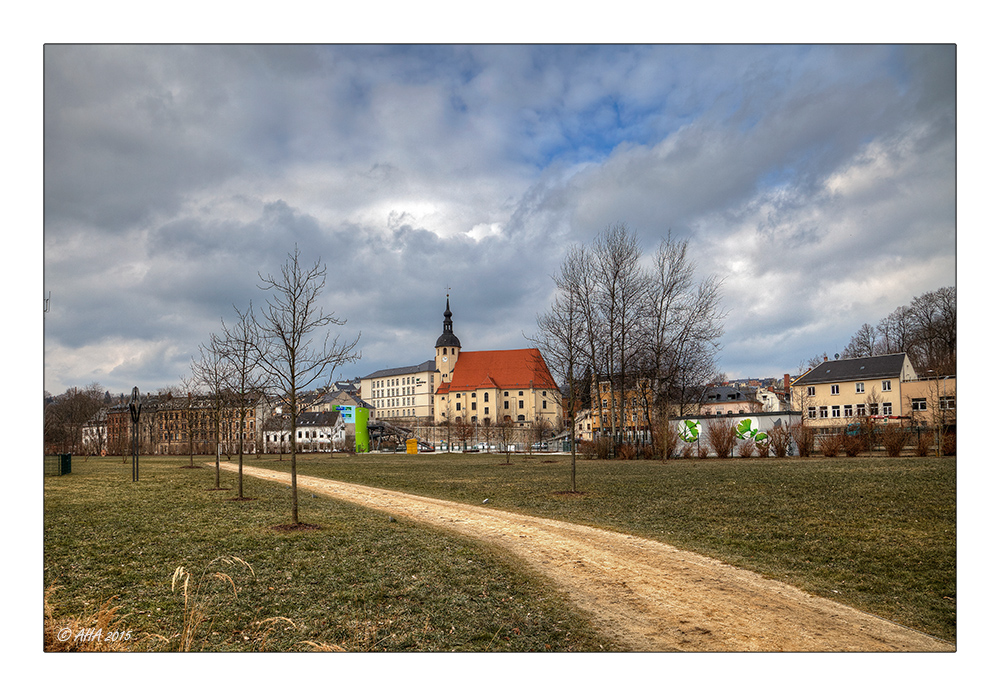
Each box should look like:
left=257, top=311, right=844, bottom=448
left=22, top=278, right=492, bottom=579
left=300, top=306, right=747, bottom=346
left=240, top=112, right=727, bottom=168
left=790, top=353, right=918, bottom=432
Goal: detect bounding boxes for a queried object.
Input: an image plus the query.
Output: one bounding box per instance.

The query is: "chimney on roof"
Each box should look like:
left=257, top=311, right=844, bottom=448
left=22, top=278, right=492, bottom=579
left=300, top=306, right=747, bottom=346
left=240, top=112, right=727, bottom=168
left=784, top=374, right=790, bottom=392
left=823, top=354, right=828, bottom=362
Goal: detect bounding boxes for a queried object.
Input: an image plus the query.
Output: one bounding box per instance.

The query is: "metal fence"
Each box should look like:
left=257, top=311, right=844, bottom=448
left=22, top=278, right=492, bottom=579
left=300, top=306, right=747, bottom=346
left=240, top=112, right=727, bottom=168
left=44, top=454, right=72, bottom=476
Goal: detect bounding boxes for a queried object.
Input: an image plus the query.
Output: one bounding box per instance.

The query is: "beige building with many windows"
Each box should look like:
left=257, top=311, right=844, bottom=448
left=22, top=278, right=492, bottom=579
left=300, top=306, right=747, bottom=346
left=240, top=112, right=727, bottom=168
left=790, top=353, right=919, bottom=430
left=360, top=360, right=437, bottom=422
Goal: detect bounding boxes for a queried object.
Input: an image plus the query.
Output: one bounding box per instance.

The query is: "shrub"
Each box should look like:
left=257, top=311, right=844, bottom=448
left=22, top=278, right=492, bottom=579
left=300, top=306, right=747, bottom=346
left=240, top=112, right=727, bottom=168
left=737, top=439, right=756, bottom=458
left=790, top=424, right=814, bottom=457
left=618, top=443, right=637, bottom=460
left=881, top=427, right=910, bottom=457
left=582, top=436, right=614, bottom=460
left=707, top=419, right=737, bottom=458
left=657, top=424, right=679, bottom=460
left=914, top=432, right=932, bottom=457
left=681, top=444, right=694, bottom=459
left=768, top=424, right=790, bottom=458
left=841, top=433, right=865, bottom=457
left=819, top=435, right=842, bottom=457
left=942, top=433, right=956, bottom=456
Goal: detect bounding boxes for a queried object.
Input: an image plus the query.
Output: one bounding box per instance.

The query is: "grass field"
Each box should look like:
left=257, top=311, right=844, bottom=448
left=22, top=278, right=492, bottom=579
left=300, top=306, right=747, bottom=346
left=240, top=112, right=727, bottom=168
left=43, top=452, right=956, bottom=650
left=43, top=457, right=616, bottom=652
left=248, top=451, right=957, bottom=644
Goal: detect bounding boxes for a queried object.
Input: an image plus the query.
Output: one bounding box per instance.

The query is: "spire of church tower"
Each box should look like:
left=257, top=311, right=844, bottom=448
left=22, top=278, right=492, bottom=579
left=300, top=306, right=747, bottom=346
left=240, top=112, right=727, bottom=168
left=435, top=294, right=461, bottom=349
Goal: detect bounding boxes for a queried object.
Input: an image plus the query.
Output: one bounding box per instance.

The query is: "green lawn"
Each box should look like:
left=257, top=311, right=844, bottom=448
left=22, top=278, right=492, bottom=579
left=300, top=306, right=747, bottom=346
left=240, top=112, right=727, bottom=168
left=43, top=457, right=616, bottom=652
left=248, top=451, right=957, bottom=643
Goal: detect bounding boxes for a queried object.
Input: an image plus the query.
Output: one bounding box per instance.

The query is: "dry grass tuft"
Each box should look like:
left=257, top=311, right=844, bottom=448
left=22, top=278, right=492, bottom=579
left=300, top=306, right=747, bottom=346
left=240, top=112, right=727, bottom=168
left=44, top=586, right=129, bottom=652
left=299, top=639, right=347, bottom=652
left=171, top=555, right=256, bottom=651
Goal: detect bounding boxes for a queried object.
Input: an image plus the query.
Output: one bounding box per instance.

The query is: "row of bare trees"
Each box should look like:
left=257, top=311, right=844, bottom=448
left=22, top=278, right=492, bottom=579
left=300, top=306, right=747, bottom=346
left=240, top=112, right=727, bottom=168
left=44, top=247, right=361, bottom=527
left=43, top=384, right=108, bottom=455
left=532, top=223, right=726, bottom=488
left=838, top=286, right=956, bottom=374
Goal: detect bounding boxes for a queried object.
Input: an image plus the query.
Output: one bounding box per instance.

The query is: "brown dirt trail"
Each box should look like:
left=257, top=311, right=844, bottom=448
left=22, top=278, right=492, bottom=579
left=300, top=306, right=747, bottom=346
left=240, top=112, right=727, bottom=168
left=221, top=462, right=953, bottom=652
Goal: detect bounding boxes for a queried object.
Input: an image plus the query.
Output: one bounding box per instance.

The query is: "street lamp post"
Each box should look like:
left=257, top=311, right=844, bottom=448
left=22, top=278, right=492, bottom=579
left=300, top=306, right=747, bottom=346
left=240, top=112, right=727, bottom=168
left=128, top=387, right=142, bottom=481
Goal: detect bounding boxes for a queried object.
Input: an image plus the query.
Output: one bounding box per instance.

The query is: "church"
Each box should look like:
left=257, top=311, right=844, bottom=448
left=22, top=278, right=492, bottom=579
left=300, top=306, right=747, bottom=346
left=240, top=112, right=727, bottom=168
left=360, top=297, right=563, bottom=438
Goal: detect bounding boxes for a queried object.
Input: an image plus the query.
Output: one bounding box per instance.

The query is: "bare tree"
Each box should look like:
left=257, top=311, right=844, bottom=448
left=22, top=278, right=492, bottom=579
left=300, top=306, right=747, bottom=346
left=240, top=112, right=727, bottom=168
left=531, top=246, right=588, bottom=490
left=219, top=302, right=270, bottom=499
left=178, top=375, right=201, bottom=467
left=191, top=334, right=235, bottom=489
left=254, top=247, right=361, bottom=526
left=910, top=286, right=956, bottom=374
left=494, top=416, right=517, bottom=464
left=842, top=322, right=880, bottom=358
left=591, top=223, right=645, bottom=451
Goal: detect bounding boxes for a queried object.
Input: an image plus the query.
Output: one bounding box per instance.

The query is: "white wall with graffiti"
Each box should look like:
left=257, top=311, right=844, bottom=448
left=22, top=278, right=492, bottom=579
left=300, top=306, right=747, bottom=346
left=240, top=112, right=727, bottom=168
left=667, top=411, right=803, bottom=457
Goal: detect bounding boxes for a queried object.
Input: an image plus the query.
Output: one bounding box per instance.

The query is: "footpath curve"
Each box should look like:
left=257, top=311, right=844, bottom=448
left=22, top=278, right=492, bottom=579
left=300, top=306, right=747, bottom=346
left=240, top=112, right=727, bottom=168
left=220, top=462, right=953, bottom=652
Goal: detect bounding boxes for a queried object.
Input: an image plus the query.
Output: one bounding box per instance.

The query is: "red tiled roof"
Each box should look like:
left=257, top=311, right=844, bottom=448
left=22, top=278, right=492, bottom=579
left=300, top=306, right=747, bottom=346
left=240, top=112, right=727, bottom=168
left=436, top=349, right=559, bottom=394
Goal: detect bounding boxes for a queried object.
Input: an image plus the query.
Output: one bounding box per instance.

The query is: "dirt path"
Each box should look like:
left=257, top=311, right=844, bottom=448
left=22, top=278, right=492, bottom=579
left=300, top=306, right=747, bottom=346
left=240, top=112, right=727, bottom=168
left=221, top=462, right=953, bottom=652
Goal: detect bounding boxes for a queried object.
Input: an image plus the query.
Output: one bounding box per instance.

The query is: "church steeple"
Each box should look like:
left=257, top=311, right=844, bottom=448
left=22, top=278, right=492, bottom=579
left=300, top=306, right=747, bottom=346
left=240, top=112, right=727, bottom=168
left=435, top=295, right=461, bottom=349
left=435, top=295, right=461, bottom=384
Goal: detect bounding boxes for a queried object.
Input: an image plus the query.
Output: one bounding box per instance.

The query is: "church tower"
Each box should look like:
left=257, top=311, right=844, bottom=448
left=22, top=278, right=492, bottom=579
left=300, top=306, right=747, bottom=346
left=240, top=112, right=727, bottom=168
left=435, top=295, right=461, bottom=384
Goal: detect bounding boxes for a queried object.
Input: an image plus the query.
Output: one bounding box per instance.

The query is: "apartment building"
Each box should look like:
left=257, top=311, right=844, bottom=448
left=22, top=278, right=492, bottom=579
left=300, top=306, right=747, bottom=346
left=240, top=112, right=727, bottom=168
left=790, top=353, right=919, bottom=430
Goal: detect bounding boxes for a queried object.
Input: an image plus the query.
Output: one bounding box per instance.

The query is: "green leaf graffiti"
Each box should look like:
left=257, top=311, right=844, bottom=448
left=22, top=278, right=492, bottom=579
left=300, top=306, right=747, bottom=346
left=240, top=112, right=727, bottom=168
left=735, top=418, right=768, bottom=444
left=679, top=420, right=700, bottom=443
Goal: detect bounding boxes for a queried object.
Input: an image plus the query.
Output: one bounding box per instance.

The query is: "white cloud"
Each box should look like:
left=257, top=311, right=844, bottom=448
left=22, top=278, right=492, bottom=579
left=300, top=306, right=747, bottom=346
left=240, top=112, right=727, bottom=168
left=42, top=44, right=956, bottom=395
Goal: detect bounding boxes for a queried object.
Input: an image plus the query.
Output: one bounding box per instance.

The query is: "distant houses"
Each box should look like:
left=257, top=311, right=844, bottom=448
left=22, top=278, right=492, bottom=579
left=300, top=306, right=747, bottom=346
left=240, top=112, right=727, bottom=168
left=52, top=298, right=956, bottom=458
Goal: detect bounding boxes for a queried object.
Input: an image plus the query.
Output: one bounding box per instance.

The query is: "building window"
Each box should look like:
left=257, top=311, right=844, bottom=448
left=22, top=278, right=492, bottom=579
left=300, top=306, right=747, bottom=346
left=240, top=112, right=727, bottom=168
left=483, top=392, right=489, bottom=402
left=519, top=391, right=524, bottom=396
left=542, top=401, right=547, bottom=409
left=857, top=404, right=866, bottom=417
left=831, top=405, right=840, bottom=418
left=819, top=406, right=828, bottom=418
left=940, top=396, right=955, bottom=410
left=518, top=400, right=524, bottom=409
left=856, top=382, right=865, bottom=393
left=882, top=380, right=892, bottom=391
left=504, top=400, right=509, bottom=409
left=807, top=407, right=816, bottom=419
left=484, top=407, right=489, bottom=415
left=912, top=398, right=927, bottom=411
left=807, top=387, right=816, bottom=396
left=831, top=385, right=840, bottom=395
left=844, top=404, right=853, bottom=417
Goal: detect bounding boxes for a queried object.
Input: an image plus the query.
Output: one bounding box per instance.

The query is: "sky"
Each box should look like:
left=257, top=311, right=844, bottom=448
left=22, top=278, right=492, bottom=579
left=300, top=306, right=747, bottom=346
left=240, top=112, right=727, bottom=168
left=42, top=43, right=957, bottom=398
